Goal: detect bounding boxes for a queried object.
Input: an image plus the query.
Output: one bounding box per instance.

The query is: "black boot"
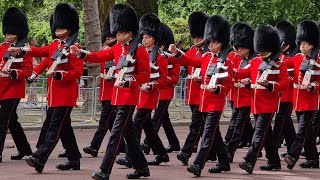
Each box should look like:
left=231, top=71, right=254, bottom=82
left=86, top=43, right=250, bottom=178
left=280, top=152, right=288, bottom=158
left=187, top=164, right=201, bottom=176
left=140, top=143, right=150, bottom=155
left=11, top=151, right=33, bottom=160
left=284, top=154, right=296, bottom=170
left=91, top=171, right=110, bottom=180
left=239, top=161, right=253, bottom=174
left=299, top=160, right=319, bottom=168
left=208, top=163, right=230, bottom=173
left=192, top=146, right=198, bottom=153
left=126, top=167, right=150, bottom=179
left=115, top=156, right=132, bottom=168
left=83, top=146, right=98, bottom=157
left=58, top=151, right=69, bottom=158
left=300, top=150, right=306, bottom=157
left=56, top=160, right=80, bottom=170
left=148, top=154, right=170, bottom=165
left=26, top=156, right=44, bottom=173
left=0, top=155, right=2, bottom=163
left=260, top=163, right=281, bottom=170
left=177, top=151, right=189, bottom=165
left=165, top=145, right=180, bottom=153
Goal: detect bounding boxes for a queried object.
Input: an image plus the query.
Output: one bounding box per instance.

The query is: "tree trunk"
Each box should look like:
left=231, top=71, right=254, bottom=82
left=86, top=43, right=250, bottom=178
left=98, top=0, right=115, bottom=29
left=82, top=0, right=102, bottom=114
left=127, top=0, right=158, bottom=18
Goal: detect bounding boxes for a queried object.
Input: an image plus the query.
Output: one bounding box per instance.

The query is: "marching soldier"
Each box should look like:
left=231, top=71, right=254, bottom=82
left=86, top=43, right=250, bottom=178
left=142, top=23, right=181, bottom=154
left=70, top=3, right=150, bottom=179
left=8, top=3, right=83, bottom=173
left=236, top=25, right=289, bottom=173
left=82, top=16, right=120, bottom=158
left=0, top=7, right=33, bottom=163
left=169, top=15, right=232, bottom=176
left=116, top=13, right=170, bottom=167
left=283, top=20, right=320, bottom=169
left=226, top=22, right=255, bottom=162
left=273, top=20, right=297, bottom=156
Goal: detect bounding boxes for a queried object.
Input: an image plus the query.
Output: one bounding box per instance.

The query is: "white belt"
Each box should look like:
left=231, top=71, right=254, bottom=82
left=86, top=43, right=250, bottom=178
left=234, top=82, right=246, bottom=88
left=114, top=73, right=133, bottom=79
left=150, top=72, right=160, bottom=79
left=100, top=73, right=113, bottom=80
left=200, top=84, right=218, bottom=89
left=293, top=83, right=307, bottom=89
left=168, top=64, right=173, bottom=69
left=0, top=72, right=9, bottom=78
left=251, top=84, right=266, bottom=89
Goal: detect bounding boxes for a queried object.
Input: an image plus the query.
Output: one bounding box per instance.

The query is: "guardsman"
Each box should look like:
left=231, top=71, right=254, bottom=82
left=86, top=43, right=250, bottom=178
left=116, top=13, right=170, bottom=168
left=69, top=3, right=150, bottom=180
left=283, top=20, right=320, bottom=170
left=273, top=20, right=297, bottom=157
left=169, top=15, right=232, bottom=176
left=175, top=11, right=210, bottom=165
left=82, top=16, right=122, bottom=157
left=8, top=3, right=83, bottom=173
left=0, top=7, right=33, bottom=163
left=142, top=23, right=181, bottom=154
left=236, top=25, right=289, bottom=173
left=225, top=22, right=255, bottom=162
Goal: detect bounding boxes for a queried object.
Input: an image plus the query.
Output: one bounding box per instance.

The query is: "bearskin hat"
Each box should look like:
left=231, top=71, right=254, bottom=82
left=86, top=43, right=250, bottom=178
left=159, top=23, right=175, bottom=51
left=275, top=20, right=296, bottom=49
left=102, top=16, right=115, bottom=43
left=2, top=7, right=28, bottom=40
left=296, top=20, right=319, bottom=48
left=110, top=3, right=139, bottom=36
left=188, top=11, right=209, bottom=38
left=254, top=25, right=280, bottom=55
left=139, top=13, right=161, bottom=43
left=52, top=3, right=79, bottom=34
left=204, top=15, right=230, bottom=49
left=49, top=13, right=57, bottom=39
left=230, top=22, right=254, bottom=51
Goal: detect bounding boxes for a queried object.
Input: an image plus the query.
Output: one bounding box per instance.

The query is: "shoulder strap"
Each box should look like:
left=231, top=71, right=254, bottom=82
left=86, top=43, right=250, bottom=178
left=149, top=45, right=159, bottom=63
left=128, top=35, right=141, bottom=57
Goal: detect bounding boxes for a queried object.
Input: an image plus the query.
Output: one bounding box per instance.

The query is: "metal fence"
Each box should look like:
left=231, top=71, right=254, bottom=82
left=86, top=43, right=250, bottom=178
left=17, top=75, right=233, bottom=126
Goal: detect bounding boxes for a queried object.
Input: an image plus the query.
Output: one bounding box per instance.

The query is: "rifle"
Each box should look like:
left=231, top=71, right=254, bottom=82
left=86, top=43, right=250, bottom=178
left=1, top=38, right=27, bottom=73
left=206, top=47, right=230, bottom=89
left=46, top=33, right=78, bottom=76
left=300, top=47, right=320, bottom=86
left=114, top=35, right=140, bottom=86
left=257, top=51, right=281, bottom=82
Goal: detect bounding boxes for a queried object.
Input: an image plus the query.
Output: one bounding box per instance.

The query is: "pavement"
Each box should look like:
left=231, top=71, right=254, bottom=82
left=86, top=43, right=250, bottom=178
left=1, top=124, right=318, bottom=180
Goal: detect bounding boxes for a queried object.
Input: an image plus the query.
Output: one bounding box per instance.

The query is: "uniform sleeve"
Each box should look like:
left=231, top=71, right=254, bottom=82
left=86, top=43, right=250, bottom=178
left=33, top=57, right=50, bottom=75
left=15, top=56, right=33, bottom=79
left=25, top=44, right=52, bottom=58
left=233, top=61, right=251, bottom=79
left=153, top=55, right=168, bottom=90
left=60, top=54, right=84, bottom=80
left=129, top=47, right=150, bottom=88
left=284, top=55, right=295, bottom=68
left=271, top=63, right=289, bottom=92
left=83, top=45, right=115, bottom=63
left=167, top=54, right=202, bottom=67
left=167, top=64, right=180, bottom=86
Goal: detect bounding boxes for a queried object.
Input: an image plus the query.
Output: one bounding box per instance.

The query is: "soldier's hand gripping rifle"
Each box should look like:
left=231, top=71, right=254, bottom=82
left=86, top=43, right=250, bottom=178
left=102, top=61, right=116, bottom=80
left=300, top=47, right=320, bottom=87
left=46, top=33, right=78, bottom=77
left=141, top=45, right=160, bottom=90
left=206, top=48, right=229, bottom=89
left=1, top=38, right=27, bottom=74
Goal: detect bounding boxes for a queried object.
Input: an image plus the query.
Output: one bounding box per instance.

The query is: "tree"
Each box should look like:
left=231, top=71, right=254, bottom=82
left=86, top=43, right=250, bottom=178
left=128, top=0, right=158, bottom=18
left=98, top=0, right=115, bottom=28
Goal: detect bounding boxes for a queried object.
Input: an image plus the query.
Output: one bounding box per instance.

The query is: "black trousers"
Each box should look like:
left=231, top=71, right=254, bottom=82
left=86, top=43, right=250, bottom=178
left=273, top=102, right=296, bottom=151
left=0, top=99, right=32, bottom=156
left=289, top=111, right=318, bottom=161
left=181, top=105, right=205, bottom=156
left=133, top=108, right=167, bottom=155
left=90, top=100, right=118, bottom=151
left=34, top=107, right=81, bottom=163
left=194, top=111, right=228, bottom=168
left=100, top=105, right=147, bottom=174
left=244, top=113, right=280, bottom=166
left=225, top=101, right=236, bottom=143
left=144, top=100, right=179, bottom=147
left=226, top=106, right=251, bottom=156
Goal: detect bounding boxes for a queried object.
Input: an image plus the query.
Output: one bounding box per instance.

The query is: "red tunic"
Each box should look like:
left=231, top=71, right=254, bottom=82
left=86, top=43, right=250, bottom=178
left=26, top=39, right=84, bottom=107
left=84, top=42, right=150, bottom=106
left=138, top=53, right=168, bottom=109
left=99, top=62, right=114, bottom=101
left=0, top=42, right=32, bottom=101
left=285, top=53, right=320, bottom=111
left=227, top=51, right=238, bottom=102
left=280, top=54, right=294, bottom=102
left=159, top=63, right=180, bottom=100
left=235, top=57, right=289, bottom=114
left=174, top=53, right=232, bottom=112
